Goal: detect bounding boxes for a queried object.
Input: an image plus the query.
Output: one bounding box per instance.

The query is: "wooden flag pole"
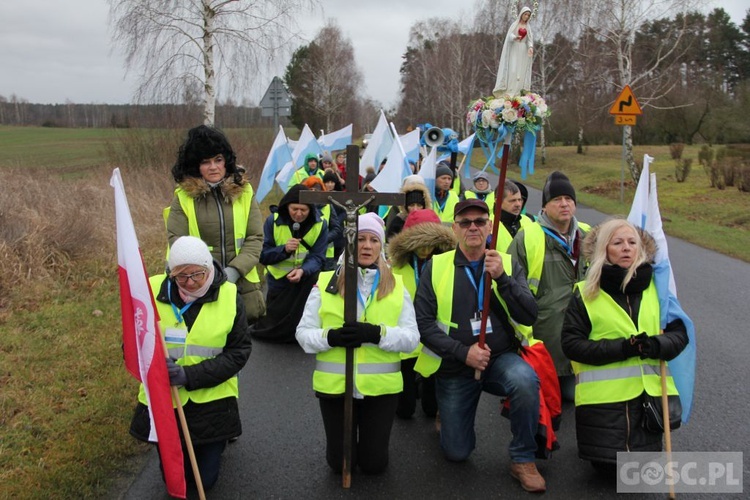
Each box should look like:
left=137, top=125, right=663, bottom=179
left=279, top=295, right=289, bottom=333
left=660, top=328, right=676, bottom=499
left=475, top=134, right=511, bottom=380
left=158, top=332, right=206, bottom=500
left=300, top=144, right=404, bottom=488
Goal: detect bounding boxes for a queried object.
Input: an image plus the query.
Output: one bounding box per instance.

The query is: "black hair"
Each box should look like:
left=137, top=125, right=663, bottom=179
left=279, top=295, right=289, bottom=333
left=171, top=125, right=240, bottom=183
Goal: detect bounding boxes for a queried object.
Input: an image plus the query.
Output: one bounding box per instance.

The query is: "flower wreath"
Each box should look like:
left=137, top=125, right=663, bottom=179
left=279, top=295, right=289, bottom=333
left=466, top=92, right=549, bottom=144
left=466, top=91, right=550, bottom=179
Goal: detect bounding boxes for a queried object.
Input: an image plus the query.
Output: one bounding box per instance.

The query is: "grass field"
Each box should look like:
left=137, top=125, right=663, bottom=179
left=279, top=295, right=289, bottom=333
left=0, top=126, right=123, bottom=170
left=465, top=143, right=750, bottom=261
left=0, top=127, right=747, bottom=497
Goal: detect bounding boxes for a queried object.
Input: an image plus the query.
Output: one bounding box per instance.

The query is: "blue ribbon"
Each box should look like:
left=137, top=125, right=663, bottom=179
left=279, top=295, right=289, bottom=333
left=518, top=128, right=539, bottom=180
left=475, top=124, right=510, bottom=173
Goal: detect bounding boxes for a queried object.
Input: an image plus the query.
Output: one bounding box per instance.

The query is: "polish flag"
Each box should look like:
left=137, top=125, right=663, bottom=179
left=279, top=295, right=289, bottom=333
left=111, top=168, right=186, bottom=498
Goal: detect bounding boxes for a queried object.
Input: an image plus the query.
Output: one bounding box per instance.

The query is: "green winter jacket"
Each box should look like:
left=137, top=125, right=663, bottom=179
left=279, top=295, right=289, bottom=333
left=167, top=175, right=266, bottom=321
left=508, top=218, right=589, bottom=376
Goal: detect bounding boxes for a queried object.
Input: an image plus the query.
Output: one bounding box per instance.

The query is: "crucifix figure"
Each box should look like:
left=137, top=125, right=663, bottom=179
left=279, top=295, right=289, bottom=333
left=300, top=145, right=404, bottom=488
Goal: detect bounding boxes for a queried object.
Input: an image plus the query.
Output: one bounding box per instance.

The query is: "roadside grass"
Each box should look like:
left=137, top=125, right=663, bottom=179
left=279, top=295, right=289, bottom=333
left=1, top=281, right=148, bottom=498
left=0, top=128, right=747, bottom=497
left=467, top=144, right=750, bottom=261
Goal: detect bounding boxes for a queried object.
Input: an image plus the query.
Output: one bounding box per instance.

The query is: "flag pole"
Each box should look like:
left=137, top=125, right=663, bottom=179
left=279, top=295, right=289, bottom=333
left=475, top=132, right=511, bottom=380
left=158, top=330, right=206, bottom=500
left=660, top=333, right=676, bottom=499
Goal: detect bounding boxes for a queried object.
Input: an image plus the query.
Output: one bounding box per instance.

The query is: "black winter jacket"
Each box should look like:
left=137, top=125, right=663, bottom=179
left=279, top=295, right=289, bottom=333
left=130, top=263, right=252, bottom=445
left=415, top=247, right=538, bottom=378
left=561, top=262, right=688, bottom=463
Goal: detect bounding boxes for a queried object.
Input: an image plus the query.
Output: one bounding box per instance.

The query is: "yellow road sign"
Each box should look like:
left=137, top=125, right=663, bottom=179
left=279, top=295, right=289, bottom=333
left=609, top=85, right=643, bottom=115
left=615, top=115, right=637, bottom=126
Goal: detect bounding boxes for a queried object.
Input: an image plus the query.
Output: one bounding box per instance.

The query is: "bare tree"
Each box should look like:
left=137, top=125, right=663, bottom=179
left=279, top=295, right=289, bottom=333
left=307, top=20, right=363, bottom=132
left=284, top=21, right=364, bottom=134
left=581, top=0, right=708, bottom=180
left=108, top=0, right=317, bottom=125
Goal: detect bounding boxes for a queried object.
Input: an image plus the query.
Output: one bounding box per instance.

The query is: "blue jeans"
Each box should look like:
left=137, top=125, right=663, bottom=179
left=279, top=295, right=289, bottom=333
left=435, top=352, right=539, bottom=463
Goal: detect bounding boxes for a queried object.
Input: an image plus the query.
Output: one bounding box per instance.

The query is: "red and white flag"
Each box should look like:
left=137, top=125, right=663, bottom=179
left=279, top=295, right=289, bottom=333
left=111, top=168, right=186, bottom=498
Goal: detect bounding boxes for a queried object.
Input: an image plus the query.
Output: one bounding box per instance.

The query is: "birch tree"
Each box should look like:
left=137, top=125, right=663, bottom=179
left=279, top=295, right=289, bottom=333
left=582, top=0, right=708, bottom=180
left=108, top=0, right=317, bottom=125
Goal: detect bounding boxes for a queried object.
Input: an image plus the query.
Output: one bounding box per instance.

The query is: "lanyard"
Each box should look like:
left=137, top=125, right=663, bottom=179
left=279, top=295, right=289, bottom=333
left=412, top=255, right=421, bottom=288
left=356, top=270, right=380, bottom=320
left=463, top=264, right=485, bottom=313
left=541, top=226, right=572, bottom=255
left=436, top=193, right=448, bottom=212
left=168, top=280, right=194, bottom=325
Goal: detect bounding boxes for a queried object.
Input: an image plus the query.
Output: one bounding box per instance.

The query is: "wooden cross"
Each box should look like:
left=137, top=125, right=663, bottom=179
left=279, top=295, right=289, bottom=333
left=299, top=144, right=404, bottom=488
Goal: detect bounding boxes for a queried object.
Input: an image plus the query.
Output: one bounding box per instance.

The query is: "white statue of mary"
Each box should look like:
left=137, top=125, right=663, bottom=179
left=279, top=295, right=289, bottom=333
left=493, top=6, right=534, bottom=98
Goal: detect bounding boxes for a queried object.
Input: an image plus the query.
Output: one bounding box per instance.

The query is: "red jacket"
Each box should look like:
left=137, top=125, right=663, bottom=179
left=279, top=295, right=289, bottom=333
left=502, top=341, right=561, bottom=458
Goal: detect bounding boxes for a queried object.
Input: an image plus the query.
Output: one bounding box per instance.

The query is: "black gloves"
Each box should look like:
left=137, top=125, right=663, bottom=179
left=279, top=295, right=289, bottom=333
left=622, top=332, right=661, bottom=359
left=622, top=332, right=648, bottom=358
left=166, top=358, right=187, bottom=387
left=639, top=337, right=661, bottom=359
left=327, top=324, right=360, bottom=348
left=327, top=322, right=382, bottom=348
left=355, top=322, right=382, bottom=345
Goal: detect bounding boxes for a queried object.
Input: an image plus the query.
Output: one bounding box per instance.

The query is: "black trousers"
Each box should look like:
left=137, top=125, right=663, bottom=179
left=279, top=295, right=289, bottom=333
left=318, top=394, right=399, bottom=474
left=158, top=440, right=226, bottom=490
left=397, top=358, right=438, bottom=419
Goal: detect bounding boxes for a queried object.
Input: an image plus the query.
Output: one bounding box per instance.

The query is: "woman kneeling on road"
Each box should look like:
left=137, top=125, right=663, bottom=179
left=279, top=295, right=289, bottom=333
left=296, top=213, right=419, bottom=474
left=129, top=236, right=251, bottom=489
left=561, top=218, right=688, bottom=476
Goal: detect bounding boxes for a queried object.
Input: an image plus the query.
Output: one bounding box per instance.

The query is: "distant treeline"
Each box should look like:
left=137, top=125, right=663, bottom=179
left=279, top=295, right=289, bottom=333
left=0, top=98, right=290, bottom=129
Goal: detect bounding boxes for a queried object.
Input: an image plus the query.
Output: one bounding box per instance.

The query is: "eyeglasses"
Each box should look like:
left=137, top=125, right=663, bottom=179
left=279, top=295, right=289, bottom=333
left=172, top=271, right=207, bottom=284
left=456, top=218, right=489, bottom=229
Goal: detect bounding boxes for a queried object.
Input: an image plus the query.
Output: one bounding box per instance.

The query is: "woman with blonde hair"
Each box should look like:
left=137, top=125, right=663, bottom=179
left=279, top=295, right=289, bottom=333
left=561, top=218, right=688, bottom=476
left=296, top=212, right=419, bottom=475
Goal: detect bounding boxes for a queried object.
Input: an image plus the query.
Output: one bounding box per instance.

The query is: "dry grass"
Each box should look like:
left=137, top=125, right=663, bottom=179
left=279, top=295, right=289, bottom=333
left=0, top=164, right=174, bottom=497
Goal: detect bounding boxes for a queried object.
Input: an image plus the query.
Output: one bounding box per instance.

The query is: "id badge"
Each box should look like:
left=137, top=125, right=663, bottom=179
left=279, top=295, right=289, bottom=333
left=471, top=317, right=492, bottom=336
left=164, top=328, right=187, bottom=345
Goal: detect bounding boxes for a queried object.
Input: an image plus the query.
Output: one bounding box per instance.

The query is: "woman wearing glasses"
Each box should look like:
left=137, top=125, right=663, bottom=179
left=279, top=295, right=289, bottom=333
left=129, top=236, right=252, bottom=490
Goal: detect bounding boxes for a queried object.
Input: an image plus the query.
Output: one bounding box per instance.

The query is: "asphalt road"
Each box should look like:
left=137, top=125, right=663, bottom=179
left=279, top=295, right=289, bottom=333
left=118, top=181, right=749, bottom=499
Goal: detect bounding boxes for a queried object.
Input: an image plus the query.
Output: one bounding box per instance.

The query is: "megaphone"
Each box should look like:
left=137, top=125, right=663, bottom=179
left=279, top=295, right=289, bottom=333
left=423, top=127, right=445, bottom=148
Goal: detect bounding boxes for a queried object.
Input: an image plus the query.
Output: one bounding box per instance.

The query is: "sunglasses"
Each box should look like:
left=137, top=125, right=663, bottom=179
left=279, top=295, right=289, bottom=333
left=456, top=218, right=489, bottom=229
left=172, top=271, right=207, bottom=284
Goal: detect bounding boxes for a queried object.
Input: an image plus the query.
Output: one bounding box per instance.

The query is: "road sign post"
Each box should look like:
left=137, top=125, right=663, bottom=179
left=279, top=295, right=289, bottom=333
left=260, top=77, right=292, bottom=130
left=609, top=85, right=643, bottom=202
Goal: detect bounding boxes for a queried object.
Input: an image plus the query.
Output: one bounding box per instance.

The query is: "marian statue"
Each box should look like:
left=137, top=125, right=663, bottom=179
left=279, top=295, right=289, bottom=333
left=493, top=6, right=534, bottom=98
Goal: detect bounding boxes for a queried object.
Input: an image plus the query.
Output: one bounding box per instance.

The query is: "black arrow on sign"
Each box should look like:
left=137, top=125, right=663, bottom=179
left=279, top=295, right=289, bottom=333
left=619, top=95, right=633, bottom=112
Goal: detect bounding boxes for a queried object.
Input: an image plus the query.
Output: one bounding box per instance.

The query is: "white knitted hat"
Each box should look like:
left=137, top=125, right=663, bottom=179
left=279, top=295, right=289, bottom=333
left=168, top=236, right=212, bottom=270
left=358, top=212, right=385, bottom=245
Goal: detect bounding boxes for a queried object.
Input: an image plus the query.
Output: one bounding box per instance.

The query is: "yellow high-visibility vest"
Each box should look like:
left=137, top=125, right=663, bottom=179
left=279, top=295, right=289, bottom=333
left=571, top=280, right=678, bottom=406
left=138, top=275, right=239, bottom=407
left=313, top=271, right=404, bottom=396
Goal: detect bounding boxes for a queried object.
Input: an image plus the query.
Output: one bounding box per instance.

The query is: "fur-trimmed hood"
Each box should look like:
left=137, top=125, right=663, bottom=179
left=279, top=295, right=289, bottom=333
left=177, top=174, right=249, bottom=204
left=397, top=182, right=433, bottom=216
left=388, top=221, right=457, bottom=268
left=582, top=223, right=657, bottom=263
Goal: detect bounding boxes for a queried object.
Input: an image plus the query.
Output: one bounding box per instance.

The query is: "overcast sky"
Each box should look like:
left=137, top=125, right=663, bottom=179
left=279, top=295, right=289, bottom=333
left=0, top=1, right=746, bottom=108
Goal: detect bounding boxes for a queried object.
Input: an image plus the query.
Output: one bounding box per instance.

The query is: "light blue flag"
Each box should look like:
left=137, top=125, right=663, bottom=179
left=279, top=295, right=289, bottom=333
left=257, top=127, right=293, bottom=203
left=370, top=124, right=410, bottom=195
left=275, top=124, right=323, bottom=192
left=628, top=156, right=696, bottom=423
left=400, top=129, right=420, bottom=166
left=418, top=147, right=437, bottom=197
left=318, top=124, right=352, bottom=152
left=360, top=110, right=393, bottom=177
